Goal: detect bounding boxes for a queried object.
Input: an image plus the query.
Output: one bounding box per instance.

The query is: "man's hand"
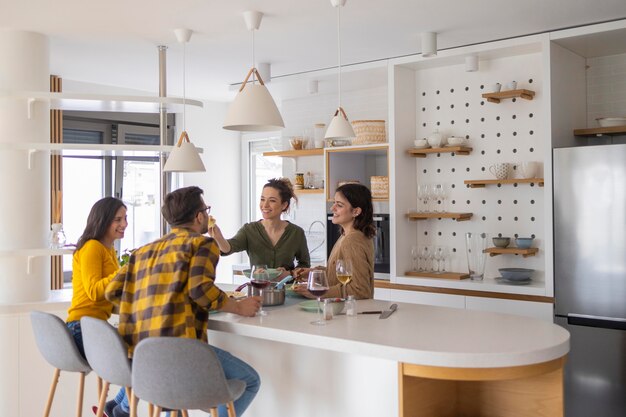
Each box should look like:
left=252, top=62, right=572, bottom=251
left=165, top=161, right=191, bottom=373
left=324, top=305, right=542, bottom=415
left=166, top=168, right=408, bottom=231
left=220, top=295, right=262, bottom=317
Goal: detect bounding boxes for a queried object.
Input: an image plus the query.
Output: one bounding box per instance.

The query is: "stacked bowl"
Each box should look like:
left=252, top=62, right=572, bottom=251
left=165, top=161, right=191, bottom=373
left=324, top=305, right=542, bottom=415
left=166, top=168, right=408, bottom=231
left=497, top=268, right=534, bottom=285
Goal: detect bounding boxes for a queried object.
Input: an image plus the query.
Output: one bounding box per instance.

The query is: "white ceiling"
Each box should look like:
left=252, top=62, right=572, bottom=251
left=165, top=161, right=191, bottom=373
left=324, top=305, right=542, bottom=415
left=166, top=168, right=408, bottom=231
left=2, top=0, right=626, bottom=102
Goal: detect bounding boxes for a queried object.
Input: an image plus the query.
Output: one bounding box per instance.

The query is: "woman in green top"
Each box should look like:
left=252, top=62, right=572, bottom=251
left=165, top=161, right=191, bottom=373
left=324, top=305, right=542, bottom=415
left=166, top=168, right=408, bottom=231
left=209, top=178, right=310, bottom=276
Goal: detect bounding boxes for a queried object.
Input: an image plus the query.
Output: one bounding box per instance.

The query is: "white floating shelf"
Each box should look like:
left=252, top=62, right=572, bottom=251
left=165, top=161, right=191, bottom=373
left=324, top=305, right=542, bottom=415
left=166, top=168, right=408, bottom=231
left=0, top=248, right=74, bottom=274
left=1, top=91, right=203, bottom=115
left=0, top=143, right=203, bottom=168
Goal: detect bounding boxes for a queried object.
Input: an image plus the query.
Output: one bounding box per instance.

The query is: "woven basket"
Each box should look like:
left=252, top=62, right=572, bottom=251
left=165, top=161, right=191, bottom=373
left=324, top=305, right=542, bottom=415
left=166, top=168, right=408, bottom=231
left=351, top=120, right=387, bottom=145
left=370, top=176, right=389, bottom=199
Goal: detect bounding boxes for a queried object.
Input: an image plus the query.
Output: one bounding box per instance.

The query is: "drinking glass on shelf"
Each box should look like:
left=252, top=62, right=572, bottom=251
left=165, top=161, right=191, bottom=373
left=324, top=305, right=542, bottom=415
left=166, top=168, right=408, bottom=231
left=335, top=259, right=353, bottom=299
left=436, top=246, right=448, bottom=273
left=417, top=184, right=426, bottom=213
left=307, top=270, right=330, bottom=325
left=433, top=183, right=447, bottom=213
left=419, top=245, right=431, bottom=272
left=411, top=246, right=419, bottom=271
left=250, top=264, right=270, bottom=316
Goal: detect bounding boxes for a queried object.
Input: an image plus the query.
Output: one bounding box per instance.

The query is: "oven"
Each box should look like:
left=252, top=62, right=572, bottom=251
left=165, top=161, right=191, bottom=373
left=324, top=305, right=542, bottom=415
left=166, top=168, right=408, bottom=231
left=326, top=213, right=390, bottom=279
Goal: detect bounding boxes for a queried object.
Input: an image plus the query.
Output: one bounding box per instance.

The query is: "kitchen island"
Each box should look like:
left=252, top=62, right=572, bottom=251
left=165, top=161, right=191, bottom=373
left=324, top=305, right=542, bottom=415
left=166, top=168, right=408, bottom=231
left=209, top=298, right=569, bottom=417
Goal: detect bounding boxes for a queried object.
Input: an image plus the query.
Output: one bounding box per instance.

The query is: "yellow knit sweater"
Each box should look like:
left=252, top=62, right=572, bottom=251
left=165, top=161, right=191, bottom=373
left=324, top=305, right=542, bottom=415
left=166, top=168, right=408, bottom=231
left=66, top=239, right=119, bottom=322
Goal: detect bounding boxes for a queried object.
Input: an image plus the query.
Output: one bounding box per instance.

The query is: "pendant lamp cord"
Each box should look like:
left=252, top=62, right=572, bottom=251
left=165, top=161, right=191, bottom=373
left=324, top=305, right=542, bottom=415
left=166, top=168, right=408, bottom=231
left=182, top=40, right=187, bottom=131
left=252, top=29, right=256, bottom=84
left=337, top=4, right=342, bottom=108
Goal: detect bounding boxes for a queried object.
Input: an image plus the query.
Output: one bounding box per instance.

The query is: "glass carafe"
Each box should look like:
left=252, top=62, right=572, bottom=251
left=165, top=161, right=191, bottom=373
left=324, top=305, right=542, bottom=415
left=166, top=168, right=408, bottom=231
left=49, top=223, right=67, bottom=249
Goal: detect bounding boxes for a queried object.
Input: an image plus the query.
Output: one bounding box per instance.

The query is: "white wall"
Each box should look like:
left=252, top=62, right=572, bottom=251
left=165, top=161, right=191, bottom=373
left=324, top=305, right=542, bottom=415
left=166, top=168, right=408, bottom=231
left=179, top=102, right=243, bottom=283
left=586, top=52, right=626, bottom=126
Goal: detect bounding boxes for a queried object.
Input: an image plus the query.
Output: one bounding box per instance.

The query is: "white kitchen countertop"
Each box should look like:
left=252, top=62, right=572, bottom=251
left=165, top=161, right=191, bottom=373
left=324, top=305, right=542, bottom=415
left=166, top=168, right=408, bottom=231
left=209, top=296, right=569, bottom=369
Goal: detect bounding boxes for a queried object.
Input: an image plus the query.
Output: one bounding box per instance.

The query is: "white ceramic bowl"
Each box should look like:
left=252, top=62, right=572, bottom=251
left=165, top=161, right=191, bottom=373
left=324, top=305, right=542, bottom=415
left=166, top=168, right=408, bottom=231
left=447, top=137, right=466, bottom=146
left=596, top=117, right=626, bottom=127
left=414, top=139, right=428, bottom=147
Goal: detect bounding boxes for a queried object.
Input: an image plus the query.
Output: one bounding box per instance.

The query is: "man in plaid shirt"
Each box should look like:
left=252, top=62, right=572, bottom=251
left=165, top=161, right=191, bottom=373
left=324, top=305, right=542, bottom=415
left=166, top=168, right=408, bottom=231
left=105, top=186, right=261, bottom=417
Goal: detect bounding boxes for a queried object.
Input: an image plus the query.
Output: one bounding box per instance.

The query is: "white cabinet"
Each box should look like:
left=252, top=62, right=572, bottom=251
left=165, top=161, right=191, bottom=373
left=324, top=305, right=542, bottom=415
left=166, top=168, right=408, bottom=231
left=325, top=144, right=388, bottom=201
left=466, top=296, right=553, bottom=322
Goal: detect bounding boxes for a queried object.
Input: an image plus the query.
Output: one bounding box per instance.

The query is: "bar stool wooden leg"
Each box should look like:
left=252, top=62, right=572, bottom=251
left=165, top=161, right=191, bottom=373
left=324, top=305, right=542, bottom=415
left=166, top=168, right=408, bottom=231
left=209, top=408, right=218, bottom=417
left=148, top=403, right=154, bottom=417
left=152, top=406, right=162, bottom=417
left=43, top=368, right=61, bottom=417
left=181, top=411, right=189, bottom=417
left=171, top=411, right=178, bottom=417
left=76, top=372, right=86, bottom=417
left=97, top=376, right=103, bottom=399
left=226, top=402, right=237, bottom=417
left=95, top=381, right=110, bottom=417
left=129, top=389, right=137, bottom=417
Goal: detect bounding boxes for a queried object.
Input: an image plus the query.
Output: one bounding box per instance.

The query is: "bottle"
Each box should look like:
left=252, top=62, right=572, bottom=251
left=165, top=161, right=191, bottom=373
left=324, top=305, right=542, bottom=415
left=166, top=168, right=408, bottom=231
left=314, top=123, right=326, bottom=148
left=295, top=173, right=304, bottom=190
left=345, top=295, right=357, bottom=317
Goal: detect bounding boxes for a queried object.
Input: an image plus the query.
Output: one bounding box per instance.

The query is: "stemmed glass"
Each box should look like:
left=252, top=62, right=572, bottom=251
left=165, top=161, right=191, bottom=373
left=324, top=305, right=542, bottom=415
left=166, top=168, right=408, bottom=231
left=335, top=259, right=353, bottom=299
left=436, top=246, right=447, bottom=273
left=433, top=184, right=444, bottom=213
left=420, top=245, right=431, bottom=272
left=307, top=270, right=329, bottom=325
left=250, top=264, right=270, bottom=316
left=411, top=246, right=419, bottom=271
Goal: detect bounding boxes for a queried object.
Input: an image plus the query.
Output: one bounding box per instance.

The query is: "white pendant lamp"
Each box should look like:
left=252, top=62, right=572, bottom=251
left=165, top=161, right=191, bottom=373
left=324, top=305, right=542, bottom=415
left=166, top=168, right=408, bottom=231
left=164, top=28, right=206, bottom=173
left=325, top=0, right=355, bottom=140
left=421, top=32, right=437, bottom=57
left=223, top=11, right=284, bottom=132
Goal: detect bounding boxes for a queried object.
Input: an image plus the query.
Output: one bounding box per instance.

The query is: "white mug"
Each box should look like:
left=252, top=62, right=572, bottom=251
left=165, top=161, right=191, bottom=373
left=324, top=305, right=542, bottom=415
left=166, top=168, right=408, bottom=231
left=507, top=80, right=518, bottom=90
left=489, top=163, right=510, bottom=180
left=520, top=161, right=539, bottom=179
left=492, top=83, right=502, bottom=92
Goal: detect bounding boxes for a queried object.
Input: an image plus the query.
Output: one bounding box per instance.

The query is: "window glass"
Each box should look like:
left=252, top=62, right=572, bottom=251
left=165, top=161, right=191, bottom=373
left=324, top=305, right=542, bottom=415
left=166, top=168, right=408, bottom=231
left=249, top=140, right=282, bottom=221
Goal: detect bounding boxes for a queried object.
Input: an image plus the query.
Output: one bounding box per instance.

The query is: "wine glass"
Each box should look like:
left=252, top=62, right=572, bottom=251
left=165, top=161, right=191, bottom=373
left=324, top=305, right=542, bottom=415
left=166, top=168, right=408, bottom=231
left=410, top=246, right=419, bottom=271
left=250, top=264, right=270, bottom=316
left=307, top=270, right=329, bottom=325
left=335, top=259, right=353, bottom=298
left=436, top=246, right=447, bottom=273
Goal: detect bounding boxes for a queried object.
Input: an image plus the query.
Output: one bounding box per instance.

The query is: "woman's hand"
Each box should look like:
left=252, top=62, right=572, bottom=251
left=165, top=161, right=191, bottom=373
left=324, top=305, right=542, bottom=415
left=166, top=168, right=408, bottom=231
left=293, top=266, right=326, bottom=282
left=275, top=267, right=291, bottom=280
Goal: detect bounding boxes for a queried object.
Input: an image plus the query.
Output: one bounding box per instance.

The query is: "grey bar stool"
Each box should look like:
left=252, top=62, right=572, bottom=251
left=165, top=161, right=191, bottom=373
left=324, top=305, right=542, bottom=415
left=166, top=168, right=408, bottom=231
left=132, top=337, right=246, bottom=417
left=81, top=317, right=145, bottom=417
left=30, top=311, right=99, bottom=417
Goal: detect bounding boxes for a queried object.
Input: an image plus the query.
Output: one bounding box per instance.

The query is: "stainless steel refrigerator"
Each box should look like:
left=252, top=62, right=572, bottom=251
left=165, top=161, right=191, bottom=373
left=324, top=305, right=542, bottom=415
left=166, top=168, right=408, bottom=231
left=554, top=144, right=626, bottom=417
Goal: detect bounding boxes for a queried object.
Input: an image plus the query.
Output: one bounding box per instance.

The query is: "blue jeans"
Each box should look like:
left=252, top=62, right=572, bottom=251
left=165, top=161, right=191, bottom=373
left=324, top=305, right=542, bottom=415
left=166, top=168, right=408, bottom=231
left=66, top=321, right=130, bottom=412
left=164, top=346, right=260, bottom=417
left=212, top=346, right=260, bottom=417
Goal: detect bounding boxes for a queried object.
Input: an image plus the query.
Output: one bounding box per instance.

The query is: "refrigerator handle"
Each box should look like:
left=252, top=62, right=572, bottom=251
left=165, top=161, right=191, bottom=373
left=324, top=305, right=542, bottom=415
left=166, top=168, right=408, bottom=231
left=567, top=314, right=626, bottom=331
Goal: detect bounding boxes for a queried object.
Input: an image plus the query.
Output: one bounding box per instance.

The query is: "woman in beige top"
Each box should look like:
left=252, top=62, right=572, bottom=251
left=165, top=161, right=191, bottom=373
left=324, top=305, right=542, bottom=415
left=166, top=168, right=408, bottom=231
left=294, top=183, right=375, bottom=299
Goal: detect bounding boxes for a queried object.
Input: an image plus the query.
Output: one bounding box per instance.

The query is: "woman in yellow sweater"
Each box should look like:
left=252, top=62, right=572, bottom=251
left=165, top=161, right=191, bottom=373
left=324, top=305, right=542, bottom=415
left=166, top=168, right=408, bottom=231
left=294, top=183, right=375, bottom=299
left=66, top=197, right=128, bottom=417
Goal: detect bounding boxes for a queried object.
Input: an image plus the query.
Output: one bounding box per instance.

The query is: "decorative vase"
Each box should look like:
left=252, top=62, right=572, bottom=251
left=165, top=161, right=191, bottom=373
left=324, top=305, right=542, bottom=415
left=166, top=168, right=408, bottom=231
left=49, top=223, right=66, bottom=249
left=465, top=232, right=488, bottom=281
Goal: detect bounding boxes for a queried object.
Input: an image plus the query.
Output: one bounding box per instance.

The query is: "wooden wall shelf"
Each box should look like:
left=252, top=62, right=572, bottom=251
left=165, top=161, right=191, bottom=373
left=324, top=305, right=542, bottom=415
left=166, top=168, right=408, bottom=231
left=295, top=188, right=324, bottom=195
left=405, top=271, right=470, bottom=280
left=481, top=89, right=535, bottom=103
left=484, top=247, right=539, bottom=258
left=464, top=178, right=544, bottom=187
left=263, top=149, right=324, bottom=157
left=407, top=146, right=472, bottom=158
left=407, top=212, right=473, bottom=221
left=573, top=126, right=626, bottom=136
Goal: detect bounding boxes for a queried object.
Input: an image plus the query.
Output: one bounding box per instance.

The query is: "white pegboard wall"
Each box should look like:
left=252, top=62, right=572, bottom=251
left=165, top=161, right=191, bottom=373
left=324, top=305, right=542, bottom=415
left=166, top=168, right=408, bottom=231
left=409, top=53, right=546, bottom=283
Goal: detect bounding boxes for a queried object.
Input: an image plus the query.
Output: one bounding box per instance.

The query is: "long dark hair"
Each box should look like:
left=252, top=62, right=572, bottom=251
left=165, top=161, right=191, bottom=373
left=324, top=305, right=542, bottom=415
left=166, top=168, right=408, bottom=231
left=264, top=178, right=297, bottom=212
left=336, top=183, right=376, bottom=238
left=76, top=197, right=127, bottom=251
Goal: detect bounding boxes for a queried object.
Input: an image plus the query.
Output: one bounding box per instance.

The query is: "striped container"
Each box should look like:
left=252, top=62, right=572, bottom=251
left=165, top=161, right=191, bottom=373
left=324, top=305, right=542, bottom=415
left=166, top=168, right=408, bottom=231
left=351, top=120, right=387, bottom=144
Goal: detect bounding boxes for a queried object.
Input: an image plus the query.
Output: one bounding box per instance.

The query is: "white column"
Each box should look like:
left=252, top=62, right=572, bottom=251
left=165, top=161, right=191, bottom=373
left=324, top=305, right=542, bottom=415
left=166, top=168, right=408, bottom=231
left=0, top=31, right=51, bottom=303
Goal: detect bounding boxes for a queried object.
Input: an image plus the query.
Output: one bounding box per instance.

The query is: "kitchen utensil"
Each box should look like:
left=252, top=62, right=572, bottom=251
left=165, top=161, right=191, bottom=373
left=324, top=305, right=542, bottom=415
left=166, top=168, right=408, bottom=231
left=275, top=275, right=293, bottom=289
left=596, top=117, right=626, bottom=127
left=492, top=237, right=511, bottom=248
left=427, top=130, right=444, bottom=148
left=499, top=267, right=534, bottom=281
left=242, top=268, right=282, bottom=281
left=247, top=282, right=286, bottom=306
left=515, top=237, right=534, bottom=248
left=379, top=303, right=398, bottom=319
left=465, top=232, right=488, bottom=281
left=489, top=163, right=510, bottom=180
left=520, top=161, right=539, bottom=179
